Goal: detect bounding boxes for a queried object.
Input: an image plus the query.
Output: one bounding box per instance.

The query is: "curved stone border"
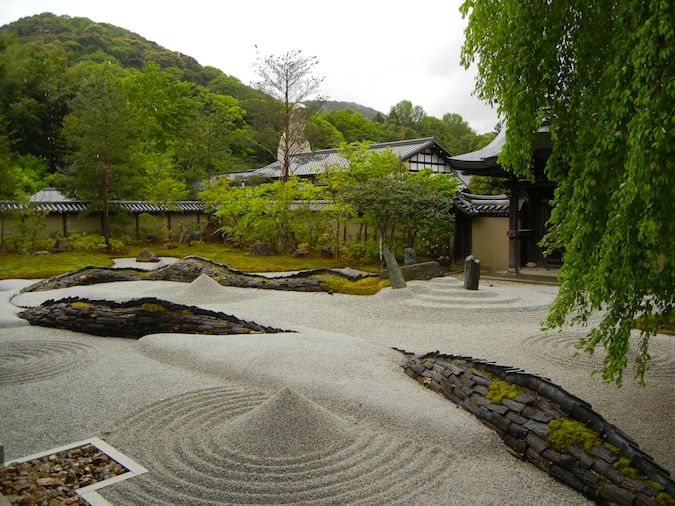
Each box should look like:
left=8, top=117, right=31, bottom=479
left=20, top=257, right=332, bottom=294
left=19, top=297, right=288, bottom=338
left=398, top=349, right=674, bottom=505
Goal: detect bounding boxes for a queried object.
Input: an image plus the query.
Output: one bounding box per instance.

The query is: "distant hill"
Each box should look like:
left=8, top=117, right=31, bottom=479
left=307, top=101, right=384, bottom=120
left=0, top=12, right=258, bottom=95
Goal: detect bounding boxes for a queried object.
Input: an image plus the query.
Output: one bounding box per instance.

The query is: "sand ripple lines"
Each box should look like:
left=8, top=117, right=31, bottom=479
left=522, top=331, right=675, bottom=378
left=105, top=387, right=455, bottom=505
left=396, top=276, right=554, bottom=311
left=0, top=340, right=96, bottom=385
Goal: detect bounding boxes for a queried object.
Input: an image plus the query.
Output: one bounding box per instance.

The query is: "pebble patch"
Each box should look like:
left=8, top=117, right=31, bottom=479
left=0, top=340, right=96, bottom=386
left=521, top=331, right=675, bottom=378
left=103, top=386, right=456, bottom=505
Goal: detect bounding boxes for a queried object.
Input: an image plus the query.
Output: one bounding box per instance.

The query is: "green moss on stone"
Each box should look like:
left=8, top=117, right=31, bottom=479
left=612, top=456, right=644, bottom=481
left=484, top=379, right=524, bottom=404
left=656, top=492, right=675, bottom=506
left=70, top=301, right=93, bottom=308
left=141, top=302, right=167, bottom=312
left=546, top=418, right=610, bottom=454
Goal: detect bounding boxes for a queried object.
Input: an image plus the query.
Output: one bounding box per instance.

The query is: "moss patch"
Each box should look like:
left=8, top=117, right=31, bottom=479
left=546, top=418, right=611, bottom=454
left=656, top=492, right=675, bottom=506
left=317, top=275, right=389, bottom=295
left=141, top=302, right=167, bottom=312
left=484, top=379, right=524, bottom=404
left=70, top=301, right=93, bottom=308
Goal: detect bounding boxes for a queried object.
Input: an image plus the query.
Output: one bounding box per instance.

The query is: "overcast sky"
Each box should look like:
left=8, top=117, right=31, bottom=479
left=0, top=0, right=499, bottom=133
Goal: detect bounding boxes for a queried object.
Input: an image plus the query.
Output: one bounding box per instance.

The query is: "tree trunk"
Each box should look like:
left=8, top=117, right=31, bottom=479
left=103, top=162, right=111, bottom=250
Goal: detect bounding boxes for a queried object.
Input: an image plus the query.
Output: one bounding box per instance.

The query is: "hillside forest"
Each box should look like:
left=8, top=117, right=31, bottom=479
left=0, top=13, right=496, bottom=202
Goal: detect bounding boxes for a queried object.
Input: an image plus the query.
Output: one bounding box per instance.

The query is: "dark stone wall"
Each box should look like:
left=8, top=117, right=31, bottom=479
left=400, top=350, right=674, bottom=505
left=19, top=297, right=287, bottom=338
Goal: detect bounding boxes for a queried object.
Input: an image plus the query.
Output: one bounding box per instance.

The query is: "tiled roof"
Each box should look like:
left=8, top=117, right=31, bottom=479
left=0, top=196, right=204, bottom=214
left=453, top=192, right=510, bottom=217
left=449, top=124, right=551, bottom=172
left=237, top=137, right=449, bottom=180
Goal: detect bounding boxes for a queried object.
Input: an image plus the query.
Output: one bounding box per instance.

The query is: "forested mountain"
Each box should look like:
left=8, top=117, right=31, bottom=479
left=0, top=13, right=494, bottom=203
left=307, top=101, right=383, bottom=120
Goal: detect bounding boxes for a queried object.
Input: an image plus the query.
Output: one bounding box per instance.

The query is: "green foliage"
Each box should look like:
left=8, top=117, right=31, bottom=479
left=326, top=109, right=384, bottom=143
left=468, top=175, right=507, bottom=196
left=68, top=232, right=125, bottom=253
left=316, top=275, right=389, bottom=296
left=484, top=379, right=524, bottom=404
left=387, top=100, right=426, bottom=129
left=461, top=0, right=675, bottom=384
left=305, top=114, right=344, bottom=149
left=655, top=492, right=675, bottom=506
left=337, top=143, right=458, bottom=256
left=200, top=175, right=328, bottom=252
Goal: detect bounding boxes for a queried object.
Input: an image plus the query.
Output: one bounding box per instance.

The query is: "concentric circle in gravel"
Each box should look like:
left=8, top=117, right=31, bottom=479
left=0, top=340, right=97, bottom=386
left=104, top=386, right=456, bottom=505
left=380, top=277, right=555, bottom=312
left=521, top=331, right=675, bottom=378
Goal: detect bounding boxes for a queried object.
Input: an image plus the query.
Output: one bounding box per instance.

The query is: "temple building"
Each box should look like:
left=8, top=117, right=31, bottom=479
left=449, top=122, right=561, bottom=272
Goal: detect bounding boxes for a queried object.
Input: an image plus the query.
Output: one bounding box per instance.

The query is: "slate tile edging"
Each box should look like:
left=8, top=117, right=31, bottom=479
left=396, top=348, right=674, bottom=505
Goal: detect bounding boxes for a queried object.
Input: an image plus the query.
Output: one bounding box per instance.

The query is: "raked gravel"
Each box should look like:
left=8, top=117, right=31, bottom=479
left=1, top=274, right=673, bottom=505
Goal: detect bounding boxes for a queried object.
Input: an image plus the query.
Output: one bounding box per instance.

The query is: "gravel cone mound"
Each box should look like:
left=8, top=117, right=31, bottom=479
left=218, top=387, right=353, bottom=458
left=172, top=273, right=232, bottom=302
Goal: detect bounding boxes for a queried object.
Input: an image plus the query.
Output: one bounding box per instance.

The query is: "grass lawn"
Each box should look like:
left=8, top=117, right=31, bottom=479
left=0, top=243, right=381, bottom=280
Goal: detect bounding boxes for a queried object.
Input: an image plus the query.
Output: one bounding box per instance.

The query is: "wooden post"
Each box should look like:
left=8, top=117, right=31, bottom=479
left=508, top=179, right=520, bottom=273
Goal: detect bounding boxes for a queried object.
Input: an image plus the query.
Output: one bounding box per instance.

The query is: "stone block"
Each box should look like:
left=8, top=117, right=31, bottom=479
left=502, top=398, right=526, bottom=413
left=490, top=413, right=512, bottom=432
left=525, top=433, right=549, bottom=454
left=526, top=447, right=551, bottom=473
left=463, top=255, right=480, bottom=290
left=380, top=261, right=443, bottom=282
left=506, top=411, right=528, bottom=426
left=501, top=433, right=528, bottom=456
left=487, top=404, right=509, bottom=415
left=543, top=449, right=576, bottom=469
left=569, top=446, right=595, bottom=468
left=472, top=375, right=492, bottom=387
left=522, top=406, right=553, bottom=423
left=551, top=464, right=585, bottom=492
left=599, top=484, right=637, bottom=506
left=524, top=420, right=550, bottom=438
left=507, top=422, right=528, bottom=438
left=592, top=445, right=619, bottom=464
left=514, top=392, right=536, bottom=405
left=473, top=385, right=489, bottom=396
left=571, top=466, right=602, bottom=488
left=404, top=248, right=416, bottom=265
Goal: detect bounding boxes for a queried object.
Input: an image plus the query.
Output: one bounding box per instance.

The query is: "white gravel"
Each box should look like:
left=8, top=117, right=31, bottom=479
left=1, top=274, right=673, bottom=505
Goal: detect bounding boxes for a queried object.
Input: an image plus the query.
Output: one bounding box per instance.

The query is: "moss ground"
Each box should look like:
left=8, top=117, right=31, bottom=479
left=0, top=244, right=380, bottom=280
left=317, top=275, right=390, bottom=295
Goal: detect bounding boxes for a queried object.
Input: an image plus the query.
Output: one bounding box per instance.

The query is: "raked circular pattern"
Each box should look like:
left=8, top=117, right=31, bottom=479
left=103, top=386, right=458, bottom=505
left=521, top=331, right=675, bottom=378
left=0, top=340, right=97, bottom=385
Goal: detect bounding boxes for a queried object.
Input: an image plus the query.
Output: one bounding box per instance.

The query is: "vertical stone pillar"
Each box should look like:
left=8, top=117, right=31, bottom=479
left=383, top=248, right=407, bottom=289
left=464, top=255, right=480, bottom=290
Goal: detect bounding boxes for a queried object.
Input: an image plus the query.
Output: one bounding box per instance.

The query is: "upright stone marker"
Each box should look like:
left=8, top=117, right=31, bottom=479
left=404, top=248, right=417, bottom=265
left=383, top=249, right=407, bottom=289
left=464, top=255, right=480, bottom=290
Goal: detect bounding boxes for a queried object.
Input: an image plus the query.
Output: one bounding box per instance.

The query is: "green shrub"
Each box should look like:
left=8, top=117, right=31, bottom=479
left=68, top=232, right=126, bottom=254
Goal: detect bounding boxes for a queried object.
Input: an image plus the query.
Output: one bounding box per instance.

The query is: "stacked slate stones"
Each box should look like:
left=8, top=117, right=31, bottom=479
left=19, top=297, right=285, bottom=338
left=401, top=351, right=674, bottom=506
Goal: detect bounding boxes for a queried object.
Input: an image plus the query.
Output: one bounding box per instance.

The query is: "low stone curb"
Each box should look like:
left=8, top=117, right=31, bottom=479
left=398, top=349, right=674, bottom=505
left=19, top=297, right=287, bottom=338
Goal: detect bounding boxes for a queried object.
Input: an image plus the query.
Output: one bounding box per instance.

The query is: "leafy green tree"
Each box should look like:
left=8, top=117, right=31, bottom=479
left=388, top=100, right=426, bottom=128
left=326, top=109, right=383, bottom=143
left=305, top=114, right=344, bottom=149
left=461, top=0, right=674, bottom=384
left=338, top=143, right=458, bottom=259
left=468, top=175, right=507, bottom=195
left=62, top=63, right=140, bottom=248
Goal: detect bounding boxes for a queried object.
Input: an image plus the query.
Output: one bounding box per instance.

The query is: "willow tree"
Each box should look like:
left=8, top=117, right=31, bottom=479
left=461, top=1, right=674, bottom=384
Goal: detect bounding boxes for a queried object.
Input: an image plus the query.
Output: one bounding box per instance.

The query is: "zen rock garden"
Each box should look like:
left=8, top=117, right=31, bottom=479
left=1, top=255, right=673, bottom=505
